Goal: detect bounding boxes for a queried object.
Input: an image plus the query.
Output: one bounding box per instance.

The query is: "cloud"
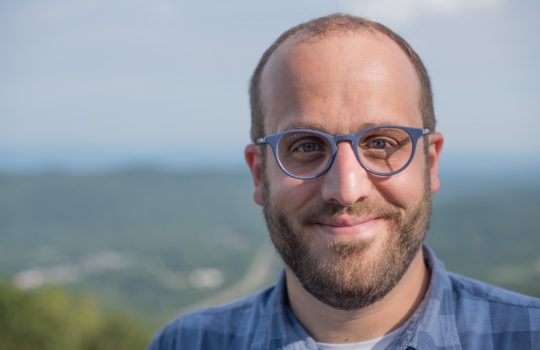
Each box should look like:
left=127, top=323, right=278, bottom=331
left=340, top=0, right=505, bottom=26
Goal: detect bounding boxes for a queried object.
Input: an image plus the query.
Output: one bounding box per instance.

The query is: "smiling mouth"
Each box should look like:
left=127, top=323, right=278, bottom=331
left=316, top=216, right=382, bottom=238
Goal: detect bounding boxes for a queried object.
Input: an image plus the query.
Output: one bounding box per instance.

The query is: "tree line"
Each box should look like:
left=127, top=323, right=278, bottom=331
left=0, top=282, right=152, bottom=350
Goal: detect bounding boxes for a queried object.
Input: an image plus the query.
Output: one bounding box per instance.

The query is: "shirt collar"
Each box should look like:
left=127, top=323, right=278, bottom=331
left=252, top=269, right=319, bottom=349
left=391, top=245, right=462, bottom=349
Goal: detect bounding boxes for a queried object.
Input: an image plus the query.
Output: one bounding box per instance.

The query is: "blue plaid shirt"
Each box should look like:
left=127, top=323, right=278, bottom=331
left=148, top=246, right=540, bottom=349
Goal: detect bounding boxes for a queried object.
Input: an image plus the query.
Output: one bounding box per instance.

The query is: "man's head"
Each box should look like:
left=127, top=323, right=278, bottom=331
left=245, top=14, right=443, bottom=310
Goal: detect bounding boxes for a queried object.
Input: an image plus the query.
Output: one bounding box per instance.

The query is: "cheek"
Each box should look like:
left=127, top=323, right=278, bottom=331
left=267, top=167, right=319, bottom=212
left=374, top=159, right=427, bottom=208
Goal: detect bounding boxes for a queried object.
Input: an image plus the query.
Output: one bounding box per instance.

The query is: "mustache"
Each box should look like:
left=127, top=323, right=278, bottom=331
left=301, top=201, right=402, bottom=225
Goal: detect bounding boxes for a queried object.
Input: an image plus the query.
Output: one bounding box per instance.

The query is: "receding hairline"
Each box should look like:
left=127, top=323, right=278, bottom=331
left=259, top=28, right=420, bottom=121
left=272, top=25, right=391, bottom=52
left=249, top=14, right=436, bottom=143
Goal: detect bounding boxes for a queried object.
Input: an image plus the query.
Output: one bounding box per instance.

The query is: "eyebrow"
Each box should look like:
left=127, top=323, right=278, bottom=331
left=280, top=121, right=396, bottom=133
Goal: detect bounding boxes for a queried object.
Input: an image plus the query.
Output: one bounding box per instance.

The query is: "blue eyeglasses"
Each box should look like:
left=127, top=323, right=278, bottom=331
left=256, top=125, right=431, bottom=179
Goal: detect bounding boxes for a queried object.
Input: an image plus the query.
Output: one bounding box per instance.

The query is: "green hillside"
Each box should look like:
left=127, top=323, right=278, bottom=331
left=0, top=168, right=539, bottom=336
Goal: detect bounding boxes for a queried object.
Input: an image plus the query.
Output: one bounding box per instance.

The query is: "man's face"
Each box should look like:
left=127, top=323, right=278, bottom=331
left=246, top=32, right=443, bottom=310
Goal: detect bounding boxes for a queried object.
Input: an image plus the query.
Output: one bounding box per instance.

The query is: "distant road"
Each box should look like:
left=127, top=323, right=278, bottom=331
left=181, top=244, right=278, bottom=313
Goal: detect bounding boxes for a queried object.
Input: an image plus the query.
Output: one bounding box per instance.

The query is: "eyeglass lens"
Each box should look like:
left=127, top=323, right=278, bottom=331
left=276, top=128, right=413, bottom=177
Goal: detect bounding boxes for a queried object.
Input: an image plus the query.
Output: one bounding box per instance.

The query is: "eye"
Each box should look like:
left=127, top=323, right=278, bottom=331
left=287, top=136, right=326, bottom=154
left=370, top=139, right=387, bottom=149
left=279, top=132, right=330, bottom=168
left=295, top=142, right=321, bottom=153
left=358, top=128, right=413, bottom=168
left=362, top=137, right=396, bottom=150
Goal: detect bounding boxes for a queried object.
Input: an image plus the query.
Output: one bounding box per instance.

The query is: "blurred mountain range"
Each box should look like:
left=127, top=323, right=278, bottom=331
left=1, top=165, right=539, bottom=330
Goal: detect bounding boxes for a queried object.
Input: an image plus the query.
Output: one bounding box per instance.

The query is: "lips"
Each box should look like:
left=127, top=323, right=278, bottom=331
left=315, top=215, right=381, bottom=238
left=319, top=215, right=378, bottom=227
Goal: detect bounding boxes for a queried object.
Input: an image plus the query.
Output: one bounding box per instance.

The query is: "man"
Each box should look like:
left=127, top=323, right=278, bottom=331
left=149, top=14, right=540, bottom=349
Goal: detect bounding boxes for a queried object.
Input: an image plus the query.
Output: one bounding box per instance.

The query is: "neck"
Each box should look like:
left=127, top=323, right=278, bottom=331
left=285, top=247, right=430, bottom=343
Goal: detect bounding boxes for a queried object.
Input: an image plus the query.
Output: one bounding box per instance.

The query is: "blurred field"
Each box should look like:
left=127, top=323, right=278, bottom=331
left=0, top=165, right=539, bottom=346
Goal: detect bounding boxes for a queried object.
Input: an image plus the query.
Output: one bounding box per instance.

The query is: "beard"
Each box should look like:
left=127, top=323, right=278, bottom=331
left=262, top=173, right=432, bottom=311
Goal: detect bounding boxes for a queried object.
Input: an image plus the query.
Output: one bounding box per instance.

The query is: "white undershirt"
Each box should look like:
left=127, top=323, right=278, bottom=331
left=316, top=325, right=404, bottom=350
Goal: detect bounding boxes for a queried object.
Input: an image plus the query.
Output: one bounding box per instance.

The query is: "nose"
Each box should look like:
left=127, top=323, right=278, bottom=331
left=320, top=142, right=373, bottom=206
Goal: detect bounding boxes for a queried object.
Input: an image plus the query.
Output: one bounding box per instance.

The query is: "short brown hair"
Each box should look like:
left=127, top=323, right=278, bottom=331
left=248, top=13, right=436, bottom=142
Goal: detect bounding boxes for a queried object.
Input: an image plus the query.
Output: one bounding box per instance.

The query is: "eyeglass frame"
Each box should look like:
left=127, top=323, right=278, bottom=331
left=256, top=125, right=432, bottom=180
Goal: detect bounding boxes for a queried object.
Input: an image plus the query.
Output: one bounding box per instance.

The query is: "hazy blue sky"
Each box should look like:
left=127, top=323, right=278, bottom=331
left=1, top=0, right=538, bottom=171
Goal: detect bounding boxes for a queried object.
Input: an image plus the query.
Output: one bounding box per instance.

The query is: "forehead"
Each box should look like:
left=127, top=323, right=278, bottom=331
left=259, top=31, right=423, bottom=134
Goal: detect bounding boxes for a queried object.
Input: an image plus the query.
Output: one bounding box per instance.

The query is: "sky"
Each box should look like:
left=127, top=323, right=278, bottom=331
left=0, top=0, right=539, bottom=171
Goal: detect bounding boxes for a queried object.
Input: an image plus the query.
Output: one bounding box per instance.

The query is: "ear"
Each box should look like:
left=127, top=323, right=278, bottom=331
left=245, top=144, right=264, bottom=206
left=427, top=132, right=444, bottom=193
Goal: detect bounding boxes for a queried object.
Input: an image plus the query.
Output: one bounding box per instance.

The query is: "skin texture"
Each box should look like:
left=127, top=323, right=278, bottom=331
left=245, top=31, right=444, bottom=343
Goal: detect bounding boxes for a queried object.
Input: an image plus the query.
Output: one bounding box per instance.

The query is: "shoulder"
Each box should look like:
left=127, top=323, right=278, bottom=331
left=448, top=272, right=540, bottom=346
left=147, top=285, right=277, bottom=350
left=449, top=272, right=540, bottom=307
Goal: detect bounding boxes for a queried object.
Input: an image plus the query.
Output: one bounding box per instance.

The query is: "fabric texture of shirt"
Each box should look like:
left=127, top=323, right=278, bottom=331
left=147, top=246, right=540, bottom=349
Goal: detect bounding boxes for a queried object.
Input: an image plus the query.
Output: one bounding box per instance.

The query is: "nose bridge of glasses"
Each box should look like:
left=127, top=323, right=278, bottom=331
left=333, top=134, right=356, bottom=144
left=330, top=134, right=360, bottom=167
